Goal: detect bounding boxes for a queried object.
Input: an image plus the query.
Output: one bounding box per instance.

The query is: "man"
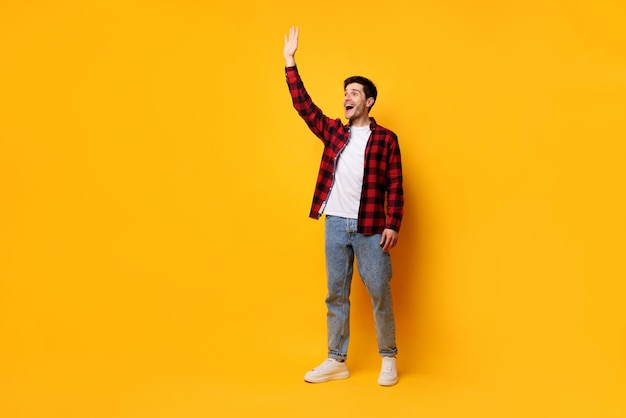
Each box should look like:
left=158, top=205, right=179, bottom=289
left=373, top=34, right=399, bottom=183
left=284, top=26, right=404, bottom=386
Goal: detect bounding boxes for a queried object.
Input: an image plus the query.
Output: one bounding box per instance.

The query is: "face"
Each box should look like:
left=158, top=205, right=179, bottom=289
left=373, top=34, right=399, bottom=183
left=344, top=83, right=374, bottom=123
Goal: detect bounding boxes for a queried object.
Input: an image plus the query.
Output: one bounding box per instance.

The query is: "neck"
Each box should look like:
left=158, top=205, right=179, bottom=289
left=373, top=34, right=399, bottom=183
left=350, top=115, right=370, bottom=127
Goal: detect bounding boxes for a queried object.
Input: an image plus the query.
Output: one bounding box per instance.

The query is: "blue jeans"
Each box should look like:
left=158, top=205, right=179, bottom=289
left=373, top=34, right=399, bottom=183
left=324, top=215, right=398, bottom=361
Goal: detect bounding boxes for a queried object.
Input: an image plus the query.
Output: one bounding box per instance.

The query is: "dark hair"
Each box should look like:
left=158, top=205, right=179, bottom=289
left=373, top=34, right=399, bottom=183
left=344, top=76, right=378, bottom=112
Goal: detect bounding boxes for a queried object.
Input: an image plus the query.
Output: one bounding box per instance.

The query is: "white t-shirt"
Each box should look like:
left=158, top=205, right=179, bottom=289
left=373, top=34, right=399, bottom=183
left=324, top=125, right=371, bottom=219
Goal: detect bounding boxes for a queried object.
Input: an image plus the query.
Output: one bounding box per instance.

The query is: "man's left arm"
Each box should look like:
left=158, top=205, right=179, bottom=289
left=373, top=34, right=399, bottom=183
left=379, top=134, right=404, bottom=252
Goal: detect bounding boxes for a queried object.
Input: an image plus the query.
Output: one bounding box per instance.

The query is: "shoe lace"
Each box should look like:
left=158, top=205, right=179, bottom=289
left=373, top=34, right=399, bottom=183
left=317, top=358, right=336, bottom=371
left=381, top=358, right=395, bottom=374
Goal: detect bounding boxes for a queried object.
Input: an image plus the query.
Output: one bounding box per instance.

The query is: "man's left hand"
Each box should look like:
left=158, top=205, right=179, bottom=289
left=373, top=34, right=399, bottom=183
left=379, top=228, right=398, bottom=252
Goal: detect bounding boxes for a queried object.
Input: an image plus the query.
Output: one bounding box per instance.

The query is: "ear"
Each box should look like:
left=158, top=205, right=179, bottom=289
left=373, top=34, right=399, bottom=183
left=366, top=97, right=375, bottom=108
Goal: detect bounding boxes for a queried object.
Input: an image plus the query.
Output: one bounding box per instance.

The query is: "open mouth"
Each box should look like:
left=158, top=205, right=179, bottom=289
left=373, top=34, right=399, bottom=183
left=345, top=104, right=355, bottom=111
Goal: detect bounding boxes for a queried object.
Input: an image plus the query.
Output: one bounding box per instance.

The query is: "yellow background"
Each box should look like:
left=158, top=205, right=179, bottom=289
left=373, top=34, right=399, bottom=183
left=1, top=1, right=625, bottom=417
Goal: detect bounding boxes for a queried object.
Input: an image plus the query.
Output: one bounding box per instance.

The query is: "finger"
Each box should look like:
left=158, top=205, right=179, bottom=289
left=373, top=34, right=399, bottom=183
left=380, top=235, right=389, bottom=252
left=384, top=234, right=398, bottom=252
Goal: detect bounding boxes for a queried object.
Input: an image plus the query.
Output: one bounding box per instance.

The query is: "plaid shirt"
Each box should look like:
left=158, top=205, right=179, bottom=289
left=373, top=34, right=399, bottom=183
left=286, top=66, right=403, bottom=234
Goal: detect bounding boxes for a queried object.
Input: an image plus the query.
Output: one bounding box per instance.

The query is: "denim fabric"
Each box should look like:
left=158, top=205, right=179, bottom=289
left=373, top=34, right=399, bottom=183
left=324, top=215, right=398, bottom=361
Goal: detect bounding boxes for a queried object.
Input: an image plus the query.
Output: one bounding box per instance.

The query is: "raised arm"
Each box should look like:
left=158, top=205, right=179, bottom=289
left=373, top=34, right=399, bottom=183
left=284, top=26, right=340, bottom=141
left=283, top=26, right=299, bottom=67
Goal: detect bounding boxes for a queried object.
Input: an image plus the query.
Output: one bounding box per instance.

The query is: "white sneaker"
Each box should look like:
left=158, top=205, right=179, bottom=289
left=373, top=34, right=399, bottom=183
left=304, top=358, right=350, bottom=383
left=378, top=356, right=398, bottom=386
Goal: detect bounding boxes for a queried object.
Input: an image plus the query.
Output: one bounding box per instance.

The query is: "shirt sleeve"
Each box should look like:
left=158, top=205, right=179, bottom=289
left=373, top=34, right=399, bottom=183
left=385, top=134, right=404, bottom=232
left=285, top=66, right=341, bottom=142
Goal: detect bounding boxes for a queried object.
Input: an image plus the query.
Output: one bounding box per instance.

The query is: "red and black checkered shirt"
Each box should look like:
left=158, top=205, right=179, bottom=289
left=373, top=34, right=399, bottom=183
left=286, top=66, right=404, bottom=234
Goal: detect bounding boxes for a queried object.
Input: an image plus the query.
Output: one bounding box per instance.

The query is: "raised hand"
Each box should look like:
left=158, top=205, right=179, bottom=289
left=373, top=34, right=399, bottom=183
left=283, top=26, right=299, bottom=67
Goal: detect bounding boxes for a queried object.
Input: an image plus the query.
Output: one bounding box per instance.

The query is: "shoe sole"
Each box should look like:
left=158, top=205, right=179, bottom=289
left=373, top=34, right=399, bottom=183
left=378, top=377, right=399, bottom=386
left=304, top=371, right=350, bottom=383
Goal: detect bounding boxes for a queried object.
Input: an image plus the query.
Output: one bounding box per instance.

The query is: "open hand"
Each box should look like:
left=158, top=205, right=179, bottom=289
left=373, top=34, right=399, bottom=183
left=283, top=26, right=299, bottom=66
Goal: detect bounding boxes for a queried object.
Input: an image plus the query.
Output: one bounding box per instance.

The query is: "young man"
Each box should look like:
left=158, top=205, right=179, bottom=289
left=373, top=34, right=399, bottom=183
left=283, top=26, right=404, bottom=386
